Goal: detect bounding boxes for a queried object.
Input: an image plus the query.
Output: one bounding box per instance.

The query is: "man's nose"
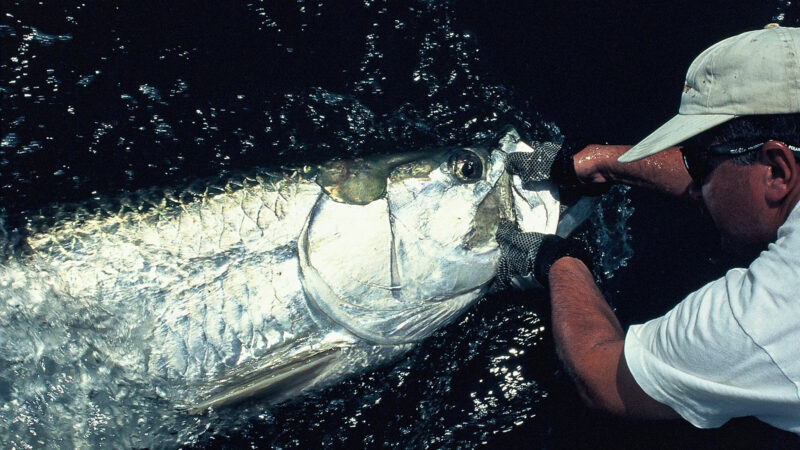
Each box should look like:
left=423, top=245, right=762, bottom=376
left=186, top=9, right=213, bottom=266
left=688, top=181, right=703, bottom=201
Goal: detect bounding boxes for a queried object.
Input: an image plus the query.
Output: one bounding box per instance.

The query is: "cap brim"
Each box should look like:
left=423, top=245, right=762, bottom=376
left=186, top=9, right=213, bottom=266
left=618, top=114, right=735, bottom=163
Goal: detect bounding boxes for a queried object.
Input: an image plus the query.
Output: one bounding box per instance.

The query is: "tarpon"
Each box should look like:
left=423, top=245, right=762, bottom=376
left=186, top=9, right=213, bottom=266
left=0, top=128, right=592, bottom=447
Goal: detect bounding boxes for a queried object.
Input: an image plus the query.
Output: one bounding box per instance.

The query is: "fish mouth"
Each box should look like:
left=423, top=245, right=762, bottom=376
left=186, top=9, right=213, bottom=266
left=492, top=126, right=561, bottom=235
left=499, top=168, right=517, bottom=224
left=488, top=154, right=528, bottom=228
left=465, top=163, right=515, bottom=251
left=501, top=152, right=562, bottom=235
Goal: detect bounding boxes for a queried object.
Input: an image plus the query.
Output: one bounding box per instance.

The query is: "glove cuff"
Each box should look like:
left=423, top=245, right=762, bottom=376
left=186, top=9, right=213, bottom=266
left=551, top=141, right=581, bottom=187
left=552, top=139, right=611, bottom=203
left=533, top=235, right=593, bottom=287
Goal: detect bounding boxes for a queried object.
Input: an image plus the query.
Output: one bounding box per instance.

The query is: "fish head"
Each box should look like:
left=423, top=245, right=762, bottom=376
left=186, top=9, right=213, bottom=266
left=300, top=128, right=560, bottom=344
left=383, top=128, right=560, bottom=308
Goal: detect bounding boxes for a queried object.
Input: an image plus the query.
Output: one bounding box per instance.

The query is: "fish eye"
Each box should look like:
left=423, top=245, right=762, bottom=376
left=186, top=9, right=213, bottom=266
left=448, top=150, right=483, bottom=182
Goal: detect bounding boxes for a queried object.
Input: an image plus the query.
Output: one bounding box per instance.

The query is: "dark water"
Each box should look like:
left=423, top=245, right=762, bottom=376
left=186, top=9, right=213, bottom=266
left=2, top=1, right=800, bottom=448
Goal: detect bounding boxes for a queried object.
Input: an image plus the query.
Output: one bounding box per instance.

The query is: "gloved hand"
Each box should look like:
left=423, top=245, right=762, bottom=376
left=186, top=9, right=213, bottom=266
left=494, top=220, right=593, bottom=291
left=507, top=139, right=610, bottom=202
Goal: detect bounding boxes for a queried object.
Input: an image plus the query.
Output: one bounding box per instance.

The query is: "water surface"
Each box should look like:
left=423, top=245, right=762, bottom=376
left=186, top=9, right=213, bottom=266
left=2, top=1, right=799, bottom=448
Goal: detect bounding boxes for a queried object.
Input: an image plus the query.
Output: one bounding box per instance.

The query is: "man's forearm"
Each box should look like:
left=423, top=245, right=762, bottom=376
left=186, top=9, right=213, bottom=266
left=573, top=145, right=693, bottom=199
left=547, top=257, right=680, bottom=419
left=547, top=256, right=627, bottom=412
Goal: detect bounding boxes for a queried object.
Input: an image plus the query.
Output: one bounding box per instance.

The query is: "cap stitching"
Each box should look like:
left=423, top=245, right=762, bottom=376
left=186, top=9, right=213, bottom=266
left=777, top=27, right=800, bottom=112
left=706, top=47, right=716, bottom=110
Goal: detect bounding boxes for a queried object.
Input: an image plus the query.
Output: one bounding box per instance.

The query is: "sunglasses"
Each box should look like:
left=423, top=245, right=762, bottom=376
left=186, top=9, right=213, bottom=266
left=680, top=141, right=766, bottom=185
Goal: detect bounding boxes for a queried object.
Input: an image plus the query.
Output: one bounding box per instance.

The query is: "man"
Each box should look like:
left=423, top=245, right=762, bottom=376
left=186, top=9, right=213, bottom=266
left=498, top=24, right=800, bottom=434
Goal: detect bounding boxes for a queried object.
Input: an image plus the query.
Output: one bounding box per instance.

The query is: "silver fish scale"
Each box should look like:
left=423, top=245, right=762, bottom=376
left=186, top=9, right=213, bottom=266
left=20, top=171, right=326, bottom=384
left=0, top=136, right=571, bottom=446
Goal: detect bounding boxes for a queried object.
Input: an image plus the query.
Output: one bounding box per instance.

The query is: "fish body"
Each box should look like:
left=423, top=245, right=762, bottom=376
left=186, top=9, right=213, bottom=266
left=0, top=129, right=578, bottom=446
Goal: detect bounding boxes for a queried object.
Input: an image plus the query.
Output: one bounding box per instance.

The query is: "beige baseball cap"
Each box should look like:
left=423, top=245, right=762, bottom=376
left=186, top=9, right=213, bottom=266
left=619, top=24, right=800, bottom=163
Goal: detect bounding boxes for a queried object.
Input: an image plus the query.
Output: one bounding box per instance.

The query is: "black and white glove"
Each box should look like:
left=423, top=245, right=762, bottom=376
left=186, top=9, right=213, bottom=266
left=507, top=139, right=610, bottom=203
left=494, top=220, right=593, bottom=291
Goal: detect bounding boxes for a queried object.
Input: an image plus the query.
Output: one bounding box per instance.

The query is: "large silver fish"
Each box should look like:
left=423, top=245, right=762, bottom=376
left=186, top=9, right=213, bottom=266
left=0, top=128, right=590, bottom=447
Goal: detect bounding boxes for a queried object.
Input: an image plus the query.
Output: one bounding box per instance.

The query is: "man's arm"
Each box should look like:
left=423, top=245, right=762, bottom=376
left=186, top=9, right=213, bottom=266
left=547, top=256, right=680, bottom=419
left=572, top=145, right=694, bottom=199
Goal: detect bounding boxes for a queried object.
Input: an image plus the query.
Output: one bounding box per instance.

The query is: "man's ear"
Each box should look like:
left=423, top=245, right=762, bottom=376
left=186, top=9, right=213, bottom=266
left=760, top=141, right=798, bottom=204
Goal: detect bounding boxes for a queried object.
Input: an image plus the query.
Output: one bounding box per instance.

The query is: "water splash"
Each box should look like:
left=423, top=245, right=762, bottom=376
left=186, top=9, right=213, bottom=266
left=592, top=186, right=635, bottom=280
left=772, top=0, right=799, bottom=24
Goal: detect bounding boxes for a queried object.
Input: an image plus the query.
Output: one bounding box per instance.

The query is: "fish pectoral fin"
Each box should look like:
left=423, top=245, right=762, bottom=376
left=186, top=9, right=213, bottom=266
left=183, top=347, right=341, bottom=414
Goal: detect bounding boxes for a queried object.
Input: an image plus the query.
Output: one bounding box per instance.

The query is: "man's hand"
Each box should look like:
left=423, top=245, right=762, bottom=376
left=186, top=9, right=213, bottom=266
left=494, top=220, right=593, bottom=291
left=508, top=140, right=611, bottom=202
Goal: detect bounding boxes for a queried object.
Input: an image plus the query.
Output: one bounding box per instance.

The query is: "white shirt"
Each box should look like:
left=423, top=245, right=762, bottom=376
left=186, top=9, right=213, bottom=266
left=625, top=201, right=800, bottom=435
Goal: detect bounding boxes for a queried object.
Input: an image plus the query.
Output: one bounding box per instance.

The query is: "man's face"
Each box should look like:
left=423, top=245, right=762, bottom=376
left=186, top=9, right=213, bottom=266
left=693, top=153, right=770, bottom=258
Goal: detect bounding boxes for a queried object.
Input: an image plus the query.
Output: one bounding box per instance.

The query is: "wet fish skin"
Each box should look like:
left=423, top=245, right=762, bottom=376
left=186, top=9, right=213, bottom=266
left=0, top=129, right=561, bottom=446
left=16, top=170, right=327, bottom=381
left=1, top=170, right=342, bottom=446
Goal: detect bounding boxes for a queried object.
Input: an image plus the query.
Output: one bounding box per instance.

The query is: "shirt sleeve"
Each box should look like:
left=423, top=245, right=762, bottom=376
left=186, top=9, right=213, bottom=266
left=624, top=268, right=797, bottom=430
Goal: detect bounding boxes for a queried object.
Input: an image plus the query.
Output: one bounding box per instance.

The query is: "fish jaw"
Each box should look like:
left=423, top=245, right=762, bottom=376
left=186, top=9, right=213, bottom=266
left=496, top=129, right=561, bottom=235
